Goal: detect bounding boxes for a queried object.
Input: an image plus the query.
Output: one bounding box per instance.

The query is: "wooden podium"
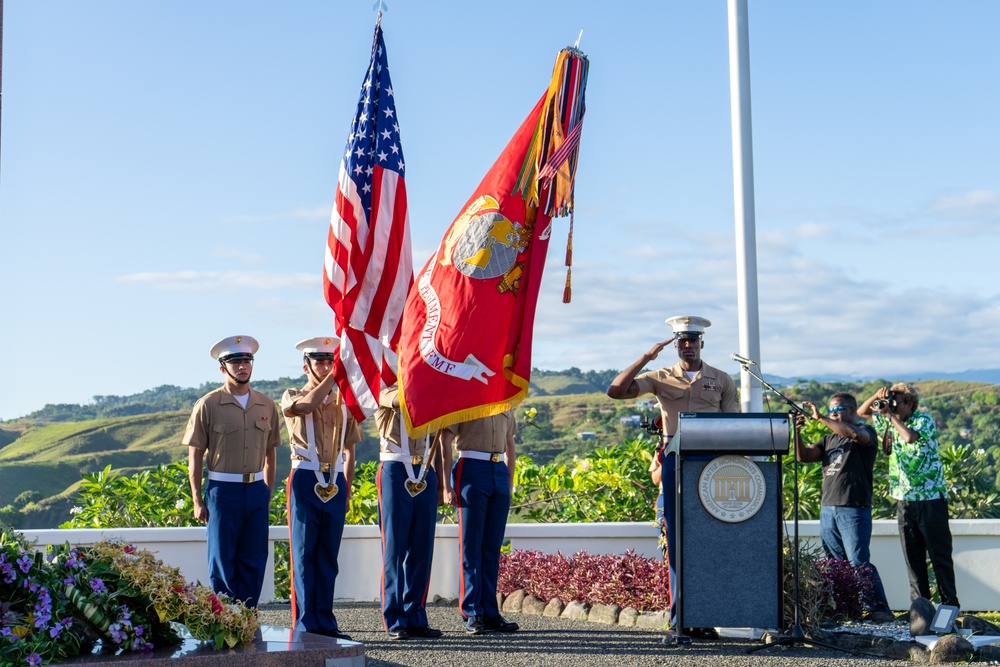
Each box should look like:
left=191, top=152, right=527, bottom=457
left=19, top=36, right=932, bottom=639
left=671, top=412, right=789, bottom=631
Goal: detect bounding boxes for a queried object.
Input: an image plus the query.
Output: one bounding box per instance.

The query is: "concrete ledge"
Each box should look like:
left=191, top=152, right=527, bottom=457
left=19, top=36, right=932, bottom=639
left=20, top=519, right=1000, bottom=611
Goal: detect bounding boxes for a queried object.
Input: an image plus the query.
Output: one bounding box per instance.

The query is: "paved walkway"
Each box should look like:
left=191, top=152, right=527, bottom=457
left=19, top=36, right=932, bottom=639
left=258, top=602, right=910, bottom=666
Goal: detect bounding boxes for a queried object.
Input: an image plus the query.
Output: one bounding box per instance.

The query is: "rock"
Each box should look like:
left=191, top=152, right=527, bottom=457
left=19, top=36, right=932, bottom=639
left=959, top=613, right=1000, bottom=635
left=618, top=607, right=639, bottom=627
left=521, top=595, right=546, bottom=615
left=928, top=635, right=974, bottom=663
left=910, top=597, right=937, bottom=636
left=885, top=640, right=919, bottom=661
left=634, top=610, right=670, bottom=630
left=542, top=598, right=564, bottom=618
left=978, top=644, right=1000, bottom=662
left=909, top=644, right=930, bottom=663
left=588, top=603, right=621, bottom=625
left=561, top=600, right=590, bottom=621
left=502, top=589, right=526, bottom=613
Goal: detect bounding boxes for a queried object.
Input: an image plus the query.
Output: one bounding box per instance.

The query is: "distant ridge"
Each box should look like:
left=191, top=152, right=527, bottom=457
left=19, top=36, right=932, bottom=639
left=764, top=369, right=1000, bottom=386
left=6, top=368, right=999, bottom=423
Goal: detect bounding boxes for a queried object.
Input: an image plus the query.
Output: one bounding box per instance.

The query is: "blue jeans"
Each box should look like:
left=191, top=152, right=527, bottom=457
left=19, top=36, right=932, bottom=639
left=819, top=505, right=891, bottom=612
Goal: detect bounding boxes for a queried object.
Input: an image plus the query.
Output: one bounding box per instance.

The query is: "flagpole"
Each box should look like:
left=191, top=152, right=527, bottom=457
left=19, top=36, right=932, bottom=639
left=727, top=0, right=763, bottom=413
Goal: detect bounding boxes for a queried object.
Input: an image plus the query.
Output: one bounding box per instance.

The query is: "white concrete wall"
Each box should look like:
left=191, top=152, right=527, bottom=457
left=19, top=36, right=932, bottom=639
left=21, top=520, right=1000, bottom=612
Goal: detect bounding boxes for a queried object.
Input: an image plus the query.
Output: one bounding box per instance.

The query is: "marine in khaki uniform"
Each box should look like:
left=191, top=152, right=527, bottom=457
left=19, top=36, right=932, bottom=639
left=374, top=385, right=445, bottom=640
left=184, top=335, right=280, bottom=608
left=281, top=337, right=361, bottom=640
left=441, top=411, right=519, bottom=635
left=607, top=316, right=739, bottom=641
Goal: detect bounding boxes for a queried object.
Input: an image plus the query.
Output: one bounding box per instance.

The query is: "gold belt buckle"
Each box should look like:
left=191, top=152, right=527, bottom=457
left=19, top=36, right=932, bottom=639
left=411, top=455, right=423, bottom=466
left=490, top=452, right=502, bottom=463
left=242, top=472, right=255, bottom=483
left=319, top=462, right=331, bottom=473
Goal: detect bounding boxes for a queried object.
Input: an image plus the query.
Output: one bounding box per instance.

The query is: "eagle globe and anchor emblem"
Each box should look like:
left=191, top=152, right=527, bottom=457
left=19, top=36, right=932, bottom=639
left=698, top=455, right=766, bottom=523
left=441, top=195, right=534, bottom=295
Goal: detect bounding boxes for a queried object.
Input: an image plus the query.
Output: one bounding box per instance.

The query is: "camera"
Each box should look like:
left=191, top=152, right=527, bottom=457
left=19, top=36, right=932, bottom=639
left=872, top=393, right=897, bottom=412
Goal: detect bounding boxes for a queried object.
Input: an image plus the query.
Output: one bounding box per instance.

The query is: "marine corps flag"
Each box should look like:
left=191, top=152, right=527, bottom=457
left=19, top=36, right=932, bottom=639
left=398, top=47, right=588, bottom=437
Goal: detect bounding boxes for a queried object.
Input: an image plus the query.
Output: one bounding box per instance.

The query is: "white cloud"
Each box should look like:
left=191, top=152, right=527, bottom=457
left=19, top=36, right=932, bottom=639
left=118, top=271, right=316, bottom=290
left=527, top=238, right=1000, bottom=381
left=930, top=190, right=1000, bottom=221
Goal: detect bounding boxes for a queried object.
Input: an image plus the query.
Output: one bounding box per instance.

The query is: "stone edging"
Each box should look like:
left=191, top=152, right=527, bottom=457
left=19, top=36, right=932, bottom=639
left=496, top=590, right=669, bottom=630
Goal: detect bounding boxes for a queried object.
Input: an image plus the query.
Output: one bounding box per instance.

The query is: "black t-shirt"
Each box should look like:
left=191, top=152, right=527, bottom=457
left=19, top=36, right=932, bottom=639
left=818, top=425, right=879, bottom=507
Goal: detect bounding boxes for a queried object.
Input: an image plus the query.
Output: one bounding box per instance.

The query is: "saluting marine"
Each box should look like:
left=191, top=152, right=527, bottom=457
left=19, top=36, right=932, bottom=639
left=281, top=337, right=361, bottom=639
left=607, top=316, right=739, bottom=642
left=184, top=335, right=280, bottom=608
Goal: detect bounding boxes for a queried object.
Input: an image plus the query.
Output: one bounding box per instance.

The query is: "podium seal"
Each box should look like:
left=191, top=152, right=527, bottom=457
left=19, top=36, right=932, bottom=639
left=698, top=455, right=766, bottom=523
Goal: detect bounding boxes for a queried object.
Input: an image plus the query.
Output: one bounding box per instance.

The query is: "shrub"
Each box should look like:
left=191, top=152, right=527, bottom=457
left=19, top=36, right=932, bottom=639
left=783, top=540, right=876, bottom=629
left=498, top=549, right=670, bottom=612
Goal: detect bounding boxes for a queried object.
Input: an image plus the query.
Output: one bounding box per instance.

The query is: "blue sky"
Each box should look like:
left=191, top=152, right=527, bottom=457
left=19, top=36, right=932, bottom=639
left=2, top=1, right=999, bottom=420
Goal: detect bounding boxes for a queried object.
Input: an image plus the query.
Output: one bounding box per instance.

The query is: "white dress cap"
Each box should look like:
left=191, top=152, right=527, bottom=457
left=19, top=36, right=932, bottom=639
left=210, top=335, right=260, bottom=362
left=665, top=315, right=712, bottom=338
left=295, top=336, right=340, bottom=358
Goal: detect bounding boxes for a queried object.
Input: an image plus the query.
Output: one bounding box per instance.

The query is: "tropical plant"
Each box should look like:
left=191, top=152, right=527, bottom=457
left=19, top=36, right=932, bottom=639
left=509, top=438, right=658, bottom=523
left=782, top=540, right=876, bottom=629
left=498, top=549, right=670, bottom=612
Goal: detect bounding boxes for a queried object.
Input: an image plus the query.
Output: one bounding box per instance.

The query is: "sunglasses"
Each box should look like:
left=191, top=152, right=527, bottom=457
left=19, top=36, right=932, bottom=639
left=828, top=406, right=849, bottom=415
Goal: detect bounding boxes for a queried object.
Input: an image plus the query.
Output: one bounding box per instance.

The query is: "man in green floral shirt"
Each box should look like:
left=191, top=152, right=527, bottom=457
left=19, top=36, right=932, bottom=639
left=858, top=383, right=959, bottom=608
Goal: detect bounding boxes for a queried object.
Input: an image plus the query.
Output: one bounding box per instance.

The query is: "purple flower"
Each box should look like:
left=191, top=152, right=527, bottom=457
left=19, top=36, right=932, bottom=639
left=1, top=627, right=11, bottom=638
left=25, top=653, right=42, bottom=666
left=134, top=625, right=143, bottom=636
left=109, top=623, right=127, bottom=644
left=0, top=562, right=14, bottom=584
left=90, top=577, right=106, bottom=593
left=64, top=576, right=75, bottom=586
left=16, top=556, right=31, bottom=574
left=50, top=622, right=64, bottom=638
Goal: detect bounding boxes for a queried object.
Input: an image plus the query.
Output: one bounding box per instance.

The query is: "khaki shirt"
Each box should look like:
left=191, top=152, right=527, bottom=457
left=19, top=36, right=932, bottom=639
left=182, top=385, right=281, bottom=474
left=374, top=386, right=427, bottom=457
left=445, top=411, right=518, bottom=454
left=281, top=387, right=362, bottom=463
left=635, top=362, right=739, bottom=436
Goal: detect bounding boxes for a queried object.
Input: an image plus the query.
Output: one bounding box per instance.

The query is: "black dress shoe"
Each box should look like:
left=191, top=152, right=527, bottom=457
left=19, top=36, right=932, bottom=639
left=408, top=626, right=443, bottom=638
left=387, top=628, right=410, bottom=640
left=318, top=628, right=353, bottom=640
left=683, top=627, right=719, bottom=640
left=464, top=615, right=485, bottom=634
left=483, top=615, right=519, bottom=632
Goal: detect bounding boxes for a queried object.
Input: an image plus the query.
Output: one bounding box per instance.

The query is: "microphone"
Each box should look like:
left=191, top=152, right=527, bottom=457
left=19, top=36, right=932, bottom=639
left=731, top=352, right=757, bottom=366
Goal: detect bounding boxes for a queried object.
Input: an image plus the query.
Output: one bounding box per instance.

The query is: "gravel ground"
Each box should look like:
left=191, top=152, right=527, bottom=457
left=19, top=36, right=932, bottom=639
left=258, top=602, right=913, bottom=667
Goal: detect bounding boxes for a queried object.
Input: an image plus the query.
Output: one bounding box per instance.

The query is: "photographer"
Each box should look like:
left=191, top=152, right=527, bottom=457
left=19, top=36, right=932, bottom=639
left=793, top=394, right=893, bottom=622
left=858, top=384, right=960, bottom=609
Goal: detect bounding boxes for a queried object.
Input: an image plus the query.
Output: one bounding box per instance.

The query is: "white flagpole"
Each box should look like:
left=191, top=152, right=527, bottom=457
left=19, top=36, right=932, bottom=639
left=727, top=0, right=763, bottom=412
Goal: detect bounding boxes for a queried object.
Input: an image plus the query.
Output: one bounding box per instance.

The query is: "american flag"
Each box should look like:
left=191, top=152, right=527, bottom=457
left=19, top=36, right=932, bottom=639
left=323, top=21, right=413, bottom=422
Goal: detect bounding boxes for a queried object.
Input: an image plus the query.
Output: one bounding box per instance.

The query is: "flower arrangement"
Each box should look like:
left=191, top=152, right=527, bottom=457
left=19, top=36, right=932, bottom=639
left=0, top=528, right=259, bottom=667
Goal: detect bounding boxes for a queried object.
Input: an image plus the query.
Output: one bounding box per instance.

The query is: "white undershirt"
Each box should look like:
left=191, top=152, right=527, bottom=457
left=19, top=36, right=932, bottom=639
left=684, top=370, right=699, bottom=381
left=234, top=393, right=250, bottom=410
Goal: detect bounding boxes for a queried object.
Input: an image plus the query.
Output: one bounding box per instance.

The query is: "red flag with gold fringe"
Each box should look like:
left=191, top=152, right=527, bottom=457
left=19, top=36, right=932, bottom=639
left=397, top=47, right=588, bottom=437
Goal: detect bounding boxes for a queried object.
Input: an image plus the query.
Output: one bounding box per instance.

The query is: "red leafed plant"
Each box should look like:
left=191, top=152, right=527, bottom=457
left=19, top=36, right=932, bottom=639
left=499, top=549, right=670, bottom=612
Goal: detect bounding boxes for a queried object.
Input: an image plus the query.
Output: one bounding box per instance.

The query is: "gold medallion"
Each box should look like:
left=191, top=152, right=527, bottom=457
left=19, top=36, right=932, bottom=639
left=315, top=482, right=339, bottom=502
left=405, top=480, right=427, bottom=497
